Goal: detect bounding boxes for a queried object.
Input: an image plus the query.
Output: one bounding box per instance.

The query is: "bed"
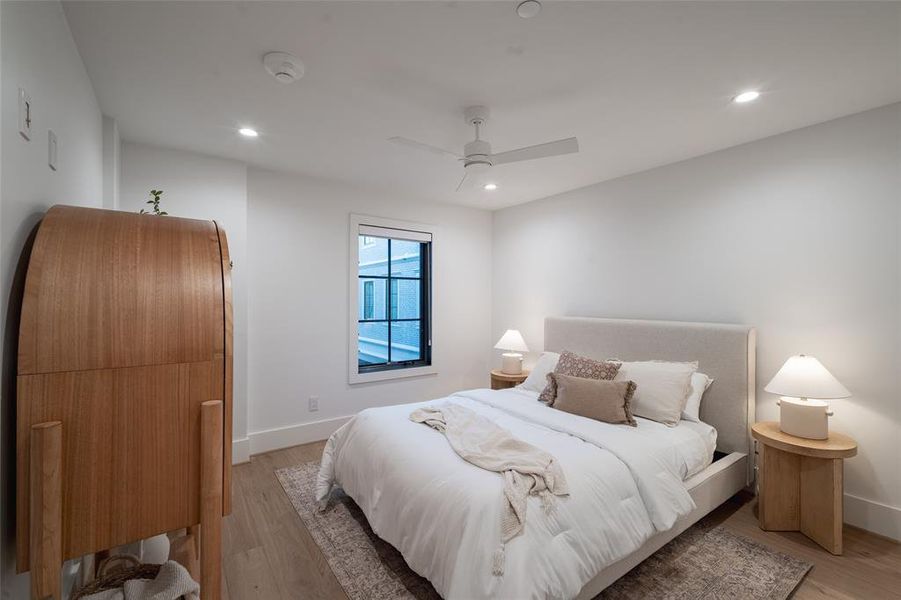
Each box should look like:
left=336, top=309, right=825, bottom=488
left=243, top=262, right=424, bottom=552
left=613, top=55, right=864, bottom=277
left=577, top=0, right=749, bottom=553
left=317, top=317, right=756, bottom=599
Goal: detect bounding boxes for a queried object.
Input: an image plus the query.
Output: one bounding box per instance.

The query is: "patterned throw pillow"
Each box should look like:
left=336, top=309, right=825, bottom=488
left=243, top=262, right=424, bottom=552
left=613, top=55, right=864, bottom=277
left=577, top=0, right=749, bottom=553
left=538, top=350, right=621, bottom=406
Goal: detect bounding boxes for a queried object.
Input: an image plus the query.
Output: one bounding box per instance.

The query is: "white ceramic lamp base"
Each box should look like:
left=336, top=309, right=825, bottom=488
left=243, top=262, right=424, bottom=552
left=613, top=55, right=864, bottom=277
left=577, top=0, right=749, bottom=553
left=779, top=397, right=831, bottom=440
left=501, top=353, right=524, bottom=375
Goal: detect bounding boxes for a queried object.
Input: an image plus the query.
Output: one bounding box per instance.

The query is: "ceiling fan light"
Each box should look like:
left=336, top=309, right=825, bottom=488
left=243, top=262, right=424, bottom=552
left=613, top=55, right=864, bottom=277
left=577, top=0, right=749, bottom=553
left=467, top=162, right=491, bottom=175
left=388, top=105, right=579, bottom=193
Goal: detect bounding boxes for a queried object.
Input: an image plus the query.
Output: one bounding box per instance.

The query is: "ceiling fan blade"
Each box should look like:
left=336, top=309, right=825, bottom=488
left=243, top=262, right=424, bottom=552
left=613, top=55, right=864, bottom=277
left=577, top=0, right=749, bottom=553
left=491, top=137, right=579, bottom=165
left=454, top=171, right=470, bottom=192
left=388, top=136, right=461, bottom=159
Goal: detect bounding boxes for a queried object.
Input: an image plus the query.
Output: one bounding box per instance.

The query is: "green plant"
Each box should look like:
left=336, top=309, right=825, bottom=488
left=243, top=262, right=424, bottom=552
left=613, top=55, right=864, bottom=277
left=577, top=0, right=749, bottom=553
left=140, top=189, right=168, bottom=215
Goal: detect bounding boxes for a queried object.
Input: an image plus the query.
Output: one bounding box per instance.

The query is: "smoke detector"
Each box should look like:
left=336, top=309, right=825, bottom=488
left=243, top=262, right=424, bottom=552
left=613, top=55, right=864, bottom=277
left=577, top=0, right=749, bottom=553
left=263, top=52, right=304, bottom=84
left=516, top=0, right=541, bottom=18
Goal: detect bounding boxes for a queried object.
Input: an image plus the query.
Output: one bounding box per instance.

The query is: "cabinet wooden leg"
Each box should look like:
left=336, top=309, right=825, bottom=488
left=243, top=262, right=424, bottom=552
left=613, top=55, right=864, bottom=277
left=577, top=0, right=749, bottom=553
left=800, top=456, right=843, bottom=555
left=200, top=401, right=223, bottom=600
left=30, top=421, right=62, bottom=600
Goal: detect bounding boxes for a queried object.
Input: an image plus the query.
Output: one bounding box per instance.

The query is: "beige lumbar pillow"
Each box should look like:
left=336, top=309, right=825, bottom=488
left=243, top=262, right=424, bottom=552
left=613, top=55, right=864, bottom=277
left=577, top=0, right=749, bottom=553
left=613, top=360, right=697, bottom=426
left=550, top=373, right=638, bottom=427
left=539, top=350, right=621, bottom=406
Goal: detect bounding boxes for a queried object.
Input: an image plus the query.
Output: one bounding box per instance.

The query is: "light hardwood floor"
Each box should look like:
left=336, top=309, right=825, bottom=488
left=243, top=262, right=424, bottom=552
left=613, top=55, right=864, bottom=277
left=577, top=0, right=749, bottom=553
left=223, top=441, right=901, bottom=600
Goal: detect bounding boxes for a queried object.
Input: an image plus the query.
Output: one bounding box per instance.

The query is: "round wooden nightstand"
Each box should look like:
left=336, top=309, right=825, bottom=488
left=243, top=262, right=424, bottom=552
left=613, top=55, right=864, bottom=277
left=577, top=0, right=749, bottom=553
left=490, top=369, right=529, bottom=390
left=752, top=421, right=857, bottom=555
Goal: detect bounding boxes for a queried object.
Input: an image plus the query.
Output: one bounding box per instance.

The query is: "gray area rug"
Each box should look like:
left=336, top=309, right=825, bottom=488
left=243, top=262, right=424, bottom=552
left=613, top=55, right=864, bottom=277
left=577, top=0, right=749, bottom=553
left=276, top=461, right=811, bottom=600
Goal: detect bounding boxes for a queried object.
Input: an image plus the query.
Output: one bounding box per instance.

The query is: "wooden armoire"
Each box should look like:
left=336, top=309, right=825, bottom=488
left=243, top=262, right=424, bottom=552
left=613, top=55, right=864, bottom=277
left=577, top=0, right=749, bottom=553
left=16, top=205, right=233, bottom=599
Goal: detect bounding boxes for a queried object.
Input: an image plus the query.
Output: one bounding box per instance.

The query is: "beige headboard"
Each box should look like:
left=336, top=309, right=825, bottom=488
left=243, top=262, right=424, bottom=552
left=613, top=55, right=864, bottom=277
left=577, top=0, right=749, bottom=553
left=544, top=317, right=756, bottom=458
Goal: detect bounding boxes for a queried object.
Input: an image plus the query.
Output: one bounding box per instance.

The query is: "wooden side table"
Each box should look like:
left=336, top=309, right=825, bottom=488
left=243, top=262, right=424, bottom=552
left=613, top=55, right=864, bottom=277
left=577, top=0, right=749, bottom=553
left=490, top=369, right=528, bottom=390
left=751, top=421, right=857, bottom=554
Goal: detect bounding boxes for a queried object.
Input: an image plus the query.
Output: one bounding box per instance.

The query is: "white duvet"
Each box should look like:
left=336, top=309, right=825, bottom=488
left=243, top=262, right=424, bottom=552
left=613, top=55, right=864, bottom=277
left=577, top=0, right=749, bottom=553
left=316, top=387, right=715, bottom=600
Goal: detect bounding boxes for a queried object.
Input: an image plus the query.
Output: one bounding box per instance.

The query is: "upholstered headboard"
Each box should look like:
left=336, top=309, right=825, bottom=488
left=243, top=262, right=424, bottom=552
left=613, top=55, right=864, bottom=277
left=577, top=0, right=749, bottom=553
left=544, top=317, right=756, bottom=458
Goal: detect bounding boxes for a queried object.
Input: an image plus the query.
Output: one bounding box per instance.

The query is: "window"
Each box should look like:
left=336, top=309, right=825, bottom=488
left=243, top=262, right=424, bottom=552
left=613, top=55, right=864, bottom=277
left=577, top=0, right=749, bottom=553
left=350, top=216, right=434, bottom=383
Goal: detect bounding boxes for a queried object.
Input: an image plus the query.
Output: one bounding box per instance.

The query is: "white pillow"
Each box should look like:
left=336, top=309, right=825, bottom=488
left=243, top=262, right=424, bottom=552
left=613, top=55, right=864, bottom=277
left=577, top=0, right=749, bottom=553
left=519, top=352, right=560, bottom=393
left=613, top=360, right=698, bottom=426
left=681, top=372, right=714, bottom=423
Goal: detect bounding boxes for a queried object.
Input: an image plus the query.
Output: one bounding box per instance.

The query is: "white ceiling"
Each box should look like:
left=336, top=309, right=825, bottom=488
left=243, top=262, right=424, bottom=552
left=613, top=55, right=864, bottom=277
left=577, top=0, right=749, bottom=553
left=64, top=1, right=901, bottom=210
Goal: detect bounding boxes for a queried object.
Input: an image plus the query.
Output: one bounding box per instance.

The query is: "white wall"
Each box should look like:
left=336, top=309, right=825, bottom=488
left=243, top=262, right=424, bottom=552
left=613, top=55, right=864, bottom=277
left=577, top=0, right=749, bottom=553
left=102, top=116, right=119, bottom=209
left=116, top=145, right=493, bottom=461
left=246, top=169, right=492, bottom=453
left=492, top=103, right=901, bottom=540
left=0, top=1, right=105, bottom=596
left=119, top=142, right=250, bottom=458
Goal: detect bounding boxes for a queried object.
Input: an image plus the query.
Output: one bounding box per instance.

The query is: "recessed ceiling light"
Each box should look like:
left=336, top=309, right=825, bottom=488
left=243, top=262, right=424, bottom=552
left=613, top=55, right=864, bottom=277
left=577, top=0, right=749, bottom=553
left=238, top=127, right=259, bottom=137
left=483, top=183, right=498, bottom=191
left=733, top=90, right=760, bottom=104
left=516, top=0, right=542, bottom=19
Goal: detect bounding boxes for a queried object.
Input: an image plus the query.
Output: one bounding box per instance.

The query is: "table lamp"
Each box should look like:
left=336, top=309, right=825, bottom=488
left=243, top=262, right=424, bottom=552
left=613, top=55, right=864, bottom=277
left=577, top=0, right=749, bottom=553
left=494, top=329, right=529, bottom=375
left=764, top=354, right=851, bottom=440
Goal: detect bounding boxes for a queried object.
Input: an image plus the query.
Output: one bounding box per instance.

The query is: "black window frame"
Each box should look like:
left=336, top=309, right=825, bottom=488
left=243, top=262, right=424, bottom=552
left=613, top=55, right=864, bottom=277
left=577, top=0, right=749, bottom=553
left=357, top=235, right=432, bottom=374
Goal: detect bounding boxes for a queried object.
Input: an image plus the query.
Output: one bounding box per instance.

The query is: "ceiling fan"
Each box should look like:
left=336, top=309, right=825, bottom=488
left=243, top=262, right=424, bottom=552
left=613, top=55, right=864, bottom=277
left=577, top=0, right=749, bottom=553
left=389, top=105, right=579, bottom=192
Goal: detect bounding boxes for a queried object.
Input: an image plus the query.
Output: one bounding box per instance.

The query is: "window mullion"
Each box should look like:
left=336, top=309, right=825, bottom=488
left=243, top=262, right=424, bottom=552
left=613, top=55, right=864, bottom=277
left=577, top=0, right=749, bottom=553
left=421, top=242, right=429, bottom=361
left=387, top=239, right=392, bottom=364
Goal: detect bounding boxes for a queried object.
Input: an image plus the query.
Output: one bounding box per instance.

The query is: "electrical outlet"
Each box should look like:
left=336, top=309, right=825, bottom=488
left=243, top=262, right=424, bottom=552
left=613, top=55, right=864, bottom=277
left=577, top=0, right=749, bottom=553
left=308, top=396, right=319, bottom=412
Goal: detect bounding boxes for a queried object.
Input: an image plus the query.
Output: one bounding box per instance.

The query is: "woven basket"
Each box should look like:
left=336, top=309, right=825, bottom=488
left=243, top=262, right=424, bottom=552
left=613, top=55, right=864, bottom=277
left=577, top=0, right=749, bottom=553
left=72, top=554, right=189, bottom=600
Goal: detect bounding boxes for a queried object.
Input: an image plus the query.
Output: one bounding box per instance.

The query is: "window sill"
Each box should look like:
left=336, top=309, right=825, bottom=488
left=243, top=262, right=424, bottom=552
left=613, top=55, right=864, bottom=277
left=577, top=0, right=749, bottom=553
left=348, top=364, right=438, bottom=385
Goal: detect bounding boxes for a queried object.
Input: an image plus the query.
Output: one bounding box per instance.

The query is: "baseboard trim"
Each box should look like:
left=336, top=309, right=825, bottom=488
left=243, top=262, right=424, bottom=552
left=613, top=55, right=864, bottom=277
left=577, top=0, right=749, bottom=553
left=844, top=493, right=901, bottom=542
left=248, top=415, right=352, bottom=457
left=232, top=437, right=251, bottom=465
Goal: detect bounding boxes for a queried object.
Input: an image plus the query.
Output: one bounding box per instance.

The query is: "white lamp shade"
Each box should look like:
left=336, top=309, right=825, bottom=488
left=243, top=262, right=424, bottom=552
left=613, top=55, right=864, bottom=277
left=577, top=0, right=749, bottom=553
left=494, top=329, right=529, bottom=353
left=764, top=355, right=851, bottom=399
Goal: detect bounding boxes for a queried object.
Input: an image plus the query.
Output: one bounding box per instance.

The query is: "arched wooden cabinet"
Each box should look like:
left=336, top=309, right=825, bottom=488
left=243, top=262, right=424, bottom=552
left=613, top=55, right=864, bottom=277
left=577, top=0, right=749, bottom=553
left=16, top=205, right=232, bottom=599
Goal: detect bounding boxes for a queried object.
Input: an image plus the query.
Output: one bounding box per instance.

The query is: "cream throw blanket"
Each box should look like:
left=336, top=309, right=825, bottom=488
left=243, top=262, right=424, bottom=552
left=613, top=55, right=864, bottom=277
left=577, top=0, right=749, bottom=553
left=410, top=403, right=569, bottom=576
left=80, top=560, right=199, bottom=600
